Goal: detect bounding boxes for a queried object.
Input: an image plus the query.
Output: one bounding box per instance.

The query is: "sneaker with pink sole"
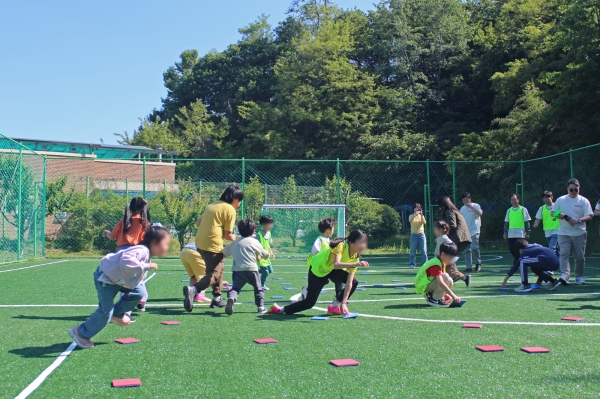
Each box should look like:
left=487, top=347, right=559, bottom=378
left=194, top=294, right=211, bottom=303
left=327, top=304, right=343, bottom=315
left=268, top=303, right=283, bottom=314
left=69, top=326, right=94, bottom=349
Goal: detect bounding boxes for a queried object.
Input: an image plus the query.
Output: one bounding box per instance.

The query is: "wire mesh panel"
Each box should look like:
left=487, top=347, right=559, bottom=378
left=0, top=135, right=46, bottom=263
left=261, top=204, right=345, bottom=257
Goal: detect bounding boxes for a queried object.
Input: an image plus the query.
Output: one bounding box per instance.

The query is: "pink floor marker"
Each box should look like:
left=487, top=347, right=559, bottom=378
left=330, top=359, right=360, bottom=367
left=462, top=324, right=483, bottom=329
left=521, top=347, right=550, bottom=354
left=561, top=316, right=584, bottom=321
left=114, top=338, right=140, bottom=345
left=253, top=338, right=278, bottom=344
left=112, top=378, right=142, bottom=388
left=161, top=321, right=182, bottom=325
left=476, top=345, right=505, bottom=352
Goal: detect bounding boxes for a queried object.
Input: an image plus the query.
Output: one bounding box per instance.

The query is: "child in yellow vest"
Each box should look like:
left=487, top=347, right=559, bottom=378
left=256, top=215, right=275, bottom=290
left=269, top=230, right=369, bottom=316
left=302, top=218, right=336, bottom=301
left=414, top=242, right=462, bottom=307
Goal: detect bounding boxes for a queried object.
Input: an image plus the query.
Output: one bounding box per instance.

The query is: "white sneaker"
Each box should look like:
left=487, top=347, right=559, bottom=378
left=514, top=284, right=533, bottom=293
left=575, top=276, right=586, bottom=285
left=183, top=285, right=197, bottom=312
left=409, top=265, right=415, bottom=269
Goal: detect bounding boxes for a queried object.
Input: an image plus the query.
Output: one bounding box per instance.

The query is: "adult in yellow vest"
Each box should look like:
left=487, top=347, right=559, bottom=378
left=414, top=241, right=462, bottom=307
left=269, top=230, right=369, bottom=316
left=533, top=191, right=560, bottom=254
left=503, top=193, right=532, bottom=264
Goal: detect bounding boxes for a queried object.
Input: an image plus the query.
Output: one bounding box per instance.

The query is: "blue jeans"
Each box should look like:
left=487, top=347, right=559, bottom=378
left=547, top=234, right=559, bottom=256
left=409, top=233, right=428, bottom=267
left=78, top=268, right=144, bottom=339
left=259, top=265, right=273, bottom=287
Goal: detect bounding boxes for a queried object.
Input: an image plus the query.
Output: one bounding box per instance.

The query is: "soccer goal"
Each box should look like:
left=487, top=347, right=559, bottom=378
left=260, top=204, right=346, bottom=257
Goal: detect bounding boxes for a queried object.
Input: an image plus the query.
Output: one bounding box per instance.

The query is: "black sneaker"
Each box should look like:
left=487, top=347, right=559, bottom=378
left=465, top=268, right=473, bottom=273
left=426, top=295, right=449, bottom=307
left=210, top=298, right=227, bottom=308
left=464, top=275, right=471, bottom=288
left=225, top=298, right=234, bottom=315
left=474, top=264, right=482, bottom=272
left=548, top=279, right=562, bottom=291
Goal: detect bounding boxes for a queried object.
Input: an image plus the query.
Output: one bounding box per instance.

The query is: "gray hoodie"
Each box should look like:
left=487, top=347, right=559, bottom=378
left=223, top=236, right=270, bottom=272
left=98, top=245, right=150, bottom=289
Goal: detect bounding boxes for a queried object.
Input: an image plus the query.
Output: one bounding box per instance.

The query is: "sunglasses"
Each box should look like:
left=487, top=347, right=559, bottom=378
left=543, top=194, right=552, bottom=198
left=569, top=188, right=579, bottom=193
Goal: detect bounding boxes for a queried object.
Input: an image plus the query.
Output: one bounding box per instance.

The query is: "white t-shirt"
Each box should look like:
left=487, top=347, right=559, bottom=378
left=535, top=205, right=558, bottom=237
left=553, top=195, right=593, bottom=236
left=311, top=236, right=330, bottom=255
left=460, top=203, right=482, bottom=236
left=504, top=207, right=532, bottom=238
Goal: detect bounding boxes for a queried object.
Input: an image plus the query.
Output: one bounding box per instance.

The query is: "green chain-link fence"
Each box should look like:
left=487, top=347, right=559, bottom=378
left=0, top=135, right=46, bottom=263
left=3, top=133, right=599, bottom=261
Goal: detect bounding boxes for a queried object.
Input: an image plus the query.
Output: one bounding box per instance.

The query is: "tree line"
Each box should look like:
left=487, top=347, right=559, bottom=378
left=117, top=0, right=600, bottom=161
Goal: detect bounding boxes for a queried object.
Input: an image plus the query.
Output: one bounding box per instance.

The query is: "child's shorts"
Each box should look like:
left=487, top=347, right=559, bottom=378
left=180, top=247, right=207, bottom=280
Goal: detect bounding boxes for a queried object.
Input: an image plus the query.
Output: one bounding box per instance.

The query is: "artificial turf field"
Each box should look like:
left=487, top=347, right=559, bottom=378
left=3, top=255, right=600, bottom=398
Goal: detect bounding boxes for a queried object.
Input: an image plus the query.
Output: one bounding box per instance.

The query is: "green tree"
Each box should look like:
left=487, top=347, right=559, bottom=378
left=115, top=117, right=185, bottom=155
left=46, top=175, right=75, bottom=217
left=244, top=175, right=266, bottom=221
left=158, top=181, right=206, bottom=250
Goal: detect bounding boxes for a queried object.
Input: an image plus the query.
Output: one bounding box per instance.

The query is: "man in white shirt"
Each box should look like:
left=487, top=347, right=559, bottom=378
left=460, top=192, right=483, bottom=272
left=552, top=178, right=594, bottom=285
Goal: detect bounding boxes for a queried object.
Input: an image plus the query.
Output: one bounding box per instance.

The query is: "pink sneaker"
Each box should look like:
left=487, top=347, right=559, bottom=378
left=327, top=304, right=343, bottom=315
left=268, top=303, right=283, bottom=314
left=194, top=294, right=211, bottom=303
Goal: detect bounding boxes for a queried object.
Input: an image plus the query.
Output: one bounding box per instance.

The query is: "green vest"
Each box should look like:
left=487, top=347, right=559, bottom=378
left=310, top=243, right=358, bottom=277
left=508, top=206, right=525, bottom=229
left=306, top=236, right=329, bottom=268
left=541, top=205, right=559, bottom=231
left=414, top=257, right=446, bottom=295
left=257, top=231, right=271, bottom=267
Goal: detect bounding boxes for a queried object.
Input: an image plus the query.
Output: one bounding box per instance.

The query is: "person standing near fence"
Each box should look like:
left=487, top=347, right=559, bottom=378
left=552, top=178, right=593, bottom=286
left=183, top=185, right=244, bottom=312
left=533, top=191, right=560, bottom=254
left=408, top=203, right=427, bottom=268
left=436, top=196, right=471, bottom=285
left=460, top=192, right=483, bottom=272
left=503, top=193, right=531, bottom=264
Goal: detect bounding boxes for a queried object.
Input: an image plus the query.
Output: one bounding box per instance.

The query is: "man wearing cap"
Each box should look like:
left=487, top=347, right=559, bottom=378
left=552, top=178, right=594, bottom=285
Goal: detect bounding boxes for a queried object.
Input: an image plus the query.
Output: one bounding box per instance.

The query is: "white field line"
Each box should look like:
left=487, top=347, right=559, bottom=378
left=0, top=260, right=67, bottom=273
left=312, top=306, right=600, bottom=327
left=14, top=342, right=77, bottom=399
left=12, top=270, right=157, bottom=399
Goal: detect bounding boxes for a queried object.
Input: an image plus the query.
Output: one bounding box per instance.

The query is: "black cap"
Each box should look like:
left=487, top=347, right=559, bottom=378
left=567, top=178, right=580, bottom=187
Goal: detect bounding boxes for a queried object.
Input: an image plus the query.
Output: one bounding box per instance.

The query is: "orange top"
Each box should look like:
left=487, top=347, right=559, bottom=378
left=111, top=215, right=148, bottom=247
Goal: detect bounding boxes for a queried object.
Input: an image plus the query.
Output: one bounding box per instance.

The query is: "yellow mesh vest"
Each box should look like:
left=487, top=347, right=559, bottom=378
left=508, top=206, right=525, bottom=229
left=542, top=206, right=559, bottom=231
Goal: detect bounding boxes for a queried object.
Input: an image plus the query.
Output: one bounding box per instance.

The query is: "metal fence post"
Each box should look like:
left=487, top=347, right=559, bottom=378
left=42, top=155, right=47, bottom=257
left=17, top=148, right=22, bottom=261
left=33, top=183, right=38, bottom=257
left=336, top=158, right=341, bottom=204
left=452, top=160, right=456, bottom=205
left=85, top=176, right=90, bottom=197
left=569, top=148, right=574, bottom=178
left=241, top=157, right=246, bottom=219
left=125, top=177, right=129, bottom=200
left=520, top=159, right=524, bottom=204
left=142, top=156, right=146, bottom=198
left=163, top=179, right=167, bottom=191
left=426, top=159, right=432, bottom=247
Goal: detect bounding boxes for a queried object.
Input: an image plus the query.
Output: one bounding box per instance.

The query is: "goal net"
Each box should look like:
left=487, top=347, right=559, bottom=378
left=260, top=204, right=346, bottom=257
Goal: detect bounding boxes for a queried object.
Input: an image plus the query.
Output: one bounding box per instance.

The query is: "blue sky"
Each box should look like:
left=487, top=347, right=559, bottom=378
left=0, top=1, right=377, bottom=145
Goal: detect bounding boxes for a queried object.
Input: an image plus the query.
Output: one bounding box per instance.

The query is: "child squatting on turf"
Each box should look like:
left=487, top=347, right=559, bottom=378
left=69, top=226, right=171, bottom=349
left=500, top=238, right=561, bottom=293
left=256, top=215, right=276, bottom=291
left=434, top=221, right=471, bottom=288
left=269, top=229, right=369, bottom=316
left=223, top=219, right=270, bottom=314
left=414, top=242, right=462, bottom=307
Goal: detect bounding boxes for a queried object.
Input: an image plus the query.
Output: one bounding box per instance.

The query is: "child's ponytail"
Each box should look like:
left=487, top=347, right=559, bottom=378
left=123, top=197, right=152, bottom=232
left=329, top=229, right=367, bottom=249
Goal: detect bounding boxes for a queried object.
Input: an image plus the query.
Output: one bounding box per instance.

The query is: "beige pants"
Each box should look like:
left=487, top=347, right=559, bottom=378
left=446, top=263, right=465, bottom=280
left=425, top=273, right=453, bottom=300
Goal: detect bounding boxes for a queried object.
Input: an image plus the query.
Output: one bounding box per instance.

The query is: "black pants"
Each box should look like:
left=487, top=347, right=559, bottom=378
left=508, top=238, right=520, bottom=264
left=227, top=270, right=264, bottom=308
left=284, top=268, right=358, bottom=314
left=456, top=241, right=470, bottom=254
left=519, top=258, right=559, bottom=284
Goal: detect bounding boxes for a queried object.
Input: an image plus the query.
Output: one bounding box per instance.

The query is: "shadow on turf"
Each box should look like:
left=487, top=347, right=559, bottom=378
left=12, top=315, right=88, bottom=322
left=143, top=307, right=226, bottom=318
left=9, top=342, right=107, bottom=358
left=384, top=303, right=431, bottom=310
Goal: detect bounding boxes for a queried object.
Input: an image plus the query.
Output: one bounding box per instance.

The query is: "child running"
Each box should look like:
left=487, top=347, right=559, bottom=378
left=434, top=221, right=471, bottom=288
left=69, top=226, right=170, bottom=348
left=302, top=218, right=336, bottom=300
left=269, top=229, right=369, bottom=316
left=256, top=215, right=275, bottom=291
left=414, top=242, right=462, bottom=307
left=223, top=219, right=270, bottom=315
left=180, top=242, right=213, bottom=303
left=102, top=197, right=152, bottom=311
left=500, top=238, right=562, bottom=292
